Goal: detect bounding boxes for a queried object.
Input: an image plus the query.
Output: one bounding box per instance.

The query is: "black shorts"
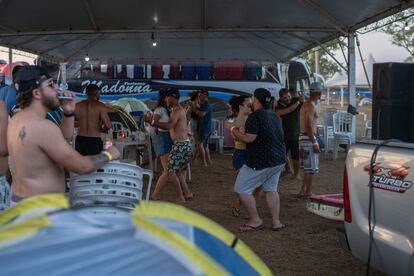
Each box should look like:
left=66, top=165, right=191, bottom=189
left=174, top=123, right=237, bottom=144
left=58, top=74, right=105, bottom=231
left=75, top=136, right=103, bottom=156
left=285, top=138, right=299, bottom=161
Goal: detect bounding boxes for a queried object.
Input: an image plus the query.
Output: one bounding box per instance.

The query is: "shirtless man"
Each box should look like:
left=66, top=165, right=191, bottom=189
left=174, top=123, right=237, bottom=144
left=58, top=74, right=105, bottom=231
left=7, top=66, right=120, bottom=201
left=75, top=84, right=112, bottom=155
left=298, top=83, right=322, bottom=198
left=144, top=87, right=193, bottom=203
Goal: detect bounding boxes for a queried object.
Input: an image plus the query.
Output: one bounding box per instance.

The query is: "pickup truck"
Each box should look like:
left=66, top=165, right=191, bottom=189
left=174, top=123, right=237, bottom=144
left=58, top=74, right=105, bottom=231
left=337, top=140, right=414, bottom=275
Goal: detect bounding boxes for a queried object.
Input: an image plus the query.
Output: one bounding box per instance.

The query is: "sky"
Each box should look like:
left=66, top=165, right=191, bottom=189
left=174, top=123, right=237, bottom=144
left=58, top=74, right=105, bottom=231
left=333, top=31, right=410, bottom=64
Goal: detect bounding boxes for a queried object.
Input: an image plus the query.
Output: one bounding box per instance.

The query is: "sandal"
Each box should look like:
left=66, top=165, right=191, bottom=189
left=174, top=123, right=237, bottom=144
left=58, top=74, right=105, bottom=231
left=271, top=224, right=287, bottom=231
left=240, top=224, right=264, bottom=232
left=231, top=206, right=241, bottom=217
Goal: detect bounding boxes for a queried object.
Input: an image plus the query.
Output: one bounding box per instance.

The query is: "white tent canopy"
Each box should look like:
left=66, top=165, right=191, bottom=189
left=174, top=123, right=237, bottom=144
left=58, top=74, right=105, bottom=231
left=326, top=53, right=376, bottom=87
left=0, top=0, right=412, bottom=63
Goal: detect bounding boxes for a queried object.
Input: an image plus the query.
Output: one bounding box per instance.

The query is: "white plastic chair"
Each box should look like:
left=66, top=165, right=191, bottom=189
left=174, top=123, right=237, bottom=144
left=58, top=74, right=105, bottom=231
left=209, top=119, right=224, bottom=153
left=363, top=119, right=372, bottom=139
left=322, top=108, right=338, bottom=153
left=332, top=112, right=355, bottom=160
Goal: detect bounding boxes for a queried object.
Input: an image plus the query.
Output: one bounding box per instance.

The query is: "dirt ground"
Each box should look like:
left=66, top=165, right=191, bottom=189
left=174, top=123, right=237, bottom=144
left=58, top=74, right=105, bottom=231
left=149, top=150, right=383, bottom=276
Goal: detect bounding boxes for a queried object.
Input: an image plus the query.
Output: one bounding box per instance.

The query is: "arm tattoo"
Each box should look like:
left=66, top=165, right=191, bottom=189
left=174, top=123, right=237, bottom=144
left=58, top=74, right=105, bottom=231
left=18, top=126, right=26, bottom=145
left=87, top=152, right=109, bottom=169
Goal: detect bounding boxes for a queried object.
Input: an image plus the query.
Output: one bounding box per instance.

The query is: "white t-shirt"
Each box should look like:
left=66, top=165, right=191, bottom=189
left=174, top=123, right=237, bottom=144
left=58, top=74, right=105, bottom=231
left=153, top=107, right=169, bottom=132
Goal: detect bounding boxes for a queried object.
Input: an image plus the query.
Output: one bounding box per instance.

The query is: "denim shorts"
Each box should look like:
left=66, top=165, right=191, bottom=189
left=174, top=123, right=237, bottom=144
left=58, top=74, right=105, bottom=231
left=200, top=132, right=211, bottom=149
left=234, top=164, right=285, bottom=195
left=232, top=149, right=246, bottom=171
left=154, top=131, right=173, bottom=157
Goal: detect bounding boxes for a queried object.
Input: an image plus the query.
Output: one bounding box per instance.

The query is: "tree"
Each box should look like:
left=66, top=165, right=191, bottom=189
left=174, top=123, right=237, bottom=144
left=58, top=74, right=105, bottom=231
left=299, top=40, right=345, bottom=79
left=383, top=8, right=414, bottom=61
left=360, top=8, right=414, bottom=61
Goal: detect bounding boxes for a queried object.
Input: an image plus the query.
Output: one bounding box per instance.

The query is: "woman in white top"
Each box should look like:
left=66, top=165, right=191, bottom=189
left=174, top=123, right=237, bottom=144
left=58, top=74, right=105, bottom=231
left=150, top=89, right=173, bottom=200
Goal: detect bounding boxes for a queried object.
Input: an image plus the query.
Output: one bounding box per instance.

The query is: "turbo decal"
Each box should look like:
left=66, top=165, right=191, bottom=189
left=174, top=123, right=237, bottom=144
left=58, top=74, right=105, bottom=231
left=363, top=163, right=412, bottom=193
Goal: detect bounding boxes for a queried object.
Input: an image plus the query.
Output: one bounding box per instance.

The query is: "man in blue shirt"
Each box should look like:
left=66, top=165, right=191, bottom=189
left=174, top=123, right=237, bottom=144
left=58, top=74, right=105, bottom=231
left=190, top=90, right=212, bottom=165
left=0, top=65, right=22, bottom=114
left=0, top=73, right=6, bottom=89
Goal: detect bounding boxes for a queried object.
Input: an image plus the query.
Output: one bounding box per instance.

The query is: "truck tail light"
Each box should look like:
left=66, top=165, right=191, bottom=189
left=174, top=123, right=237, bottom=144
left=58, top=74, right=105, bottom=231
left=343, top=167, right=352, bottom=223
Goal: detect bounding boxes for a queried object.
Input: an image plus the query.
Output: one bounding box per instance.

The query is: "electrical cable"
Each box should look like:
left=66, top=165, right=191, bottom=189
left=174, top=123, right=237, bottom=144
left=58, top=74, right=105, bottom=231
left=366, top=139, right=400, bottom=276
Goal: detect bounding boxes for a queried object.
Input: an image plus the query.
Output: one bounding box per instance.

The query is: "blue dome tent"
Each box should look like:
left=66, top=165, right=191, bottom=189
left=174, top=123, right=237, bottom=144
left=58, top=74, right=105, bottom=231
left=0, top=195, right=272, bottom=276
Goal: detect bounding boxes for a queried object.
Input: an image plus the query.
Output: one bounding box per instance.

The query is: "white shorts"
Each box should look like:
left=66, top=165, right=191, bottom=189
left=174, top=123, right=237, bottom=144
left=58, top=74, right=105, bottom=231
left=299, top=135, right=319, bottom=174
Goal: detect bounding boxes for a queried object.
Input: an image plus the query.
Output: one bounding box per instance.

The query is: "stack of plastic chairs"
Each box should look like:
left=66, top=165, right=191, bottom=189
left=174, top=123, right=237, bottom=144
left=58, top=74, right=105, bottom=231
left=321, top=108, right=338, bottom=153
left=70, top=161, right=153, bottom=215
left=209, top=119, right=224, bottom=153
left=332, top=112, right=355, bottom=160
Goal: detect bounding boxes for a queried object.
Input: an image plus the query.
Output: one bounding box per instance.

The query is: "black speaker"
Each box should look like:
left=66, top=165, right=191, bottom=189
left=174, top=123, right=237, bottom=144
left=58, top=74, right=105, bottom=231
left=372, top=63, right=414, bottom=142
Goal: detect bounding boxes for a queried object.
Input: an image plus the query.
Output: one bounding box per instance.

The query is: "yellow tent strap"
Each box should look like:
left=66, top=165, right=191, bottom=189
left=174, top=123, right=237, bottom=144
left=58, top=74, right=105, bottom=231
left=0, top=194, right=69, bottom=226
left=131, top=212, right=228, bottom=276
left=112, top=105, right=138, bottom=130
left=119, top=108, right=139, bottom=130
left=134, top=201, right=272, bottom=276
left=0, top=215, right=51, bottom=248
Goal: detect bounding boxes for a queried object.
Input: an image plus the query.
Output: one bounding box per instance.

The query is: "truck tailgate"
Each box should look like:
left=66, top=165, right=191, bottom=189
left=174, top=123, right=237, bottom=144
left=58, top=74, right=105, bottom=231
left=345, top=141, right=414, bottom=275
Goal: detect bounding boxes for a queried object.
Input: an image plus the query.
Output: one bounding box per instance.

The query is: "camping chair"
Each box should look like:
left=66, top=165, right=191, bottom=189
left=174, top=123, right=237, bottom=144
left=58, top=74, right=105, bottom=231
left=332, top=112, right=355, bottom=160
left=209, top=119, right=224, bottom=153
left=321, top=108, right=338, bottom=153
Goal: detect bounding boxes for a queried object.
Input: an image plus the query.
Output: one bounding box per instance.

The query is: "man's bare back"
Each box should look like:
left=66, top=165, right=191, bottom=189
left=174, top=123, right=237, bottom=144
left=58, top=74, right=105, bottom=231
left=75, top=100, right=111, bottom=137
left=168, top=106, right=189, bottom=142
left=8, top=111, right=66, bottom=196
left=300, top=101, right=318, bottom=134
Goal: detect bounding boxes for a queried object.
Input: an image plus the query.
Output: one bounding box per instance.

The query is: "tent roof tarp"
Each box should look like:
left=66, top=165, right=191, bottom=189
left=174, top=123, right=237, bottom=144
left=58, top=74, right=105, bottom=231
left=0, top=0, right=412, bottom=63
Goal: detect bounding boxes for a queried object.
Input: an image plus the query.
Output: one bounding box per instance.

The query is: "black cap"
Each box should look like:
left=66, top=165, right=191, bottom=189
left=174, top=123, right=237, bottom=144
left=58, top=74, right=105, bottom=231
left=164, top=87, right=180, bottom=99
left=14, top=66, right=51, bottom=93
left=253, top=88, right=272, bottom=108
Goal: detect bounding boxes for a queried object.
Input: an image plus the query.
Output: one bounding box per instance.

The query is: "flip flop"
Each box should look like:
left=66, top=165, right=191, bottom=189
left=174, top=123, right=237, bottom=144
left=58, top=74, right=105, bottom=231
left=231, top=207, right=241, bottom=217
left=240, top=224, right=264, bottom=232
left=271, top=224, right=287, bottom=231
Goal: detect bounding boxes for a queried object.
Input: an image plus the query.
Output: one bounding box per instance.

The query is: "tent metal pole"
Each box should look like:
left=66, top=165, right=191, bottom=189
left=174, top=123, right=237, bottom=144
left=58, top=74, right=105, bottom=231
left=347, top=33, right=356, bottom=107
left=64, top=35, right=103, bottom=61
left=356, top=36, right=371, bottom=89
left=0, top=27, right=338, bottom=37
left=299, top=0, right=348, bottom=36
left=327, top=87, right=330, bottom=106
left=287, top=33, right=348, bottom=72
left=83, top=0, right=98, bottom=32
left=40, top=34, right=89, bottom=54
left=8, top=48, right=12, bottom=78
